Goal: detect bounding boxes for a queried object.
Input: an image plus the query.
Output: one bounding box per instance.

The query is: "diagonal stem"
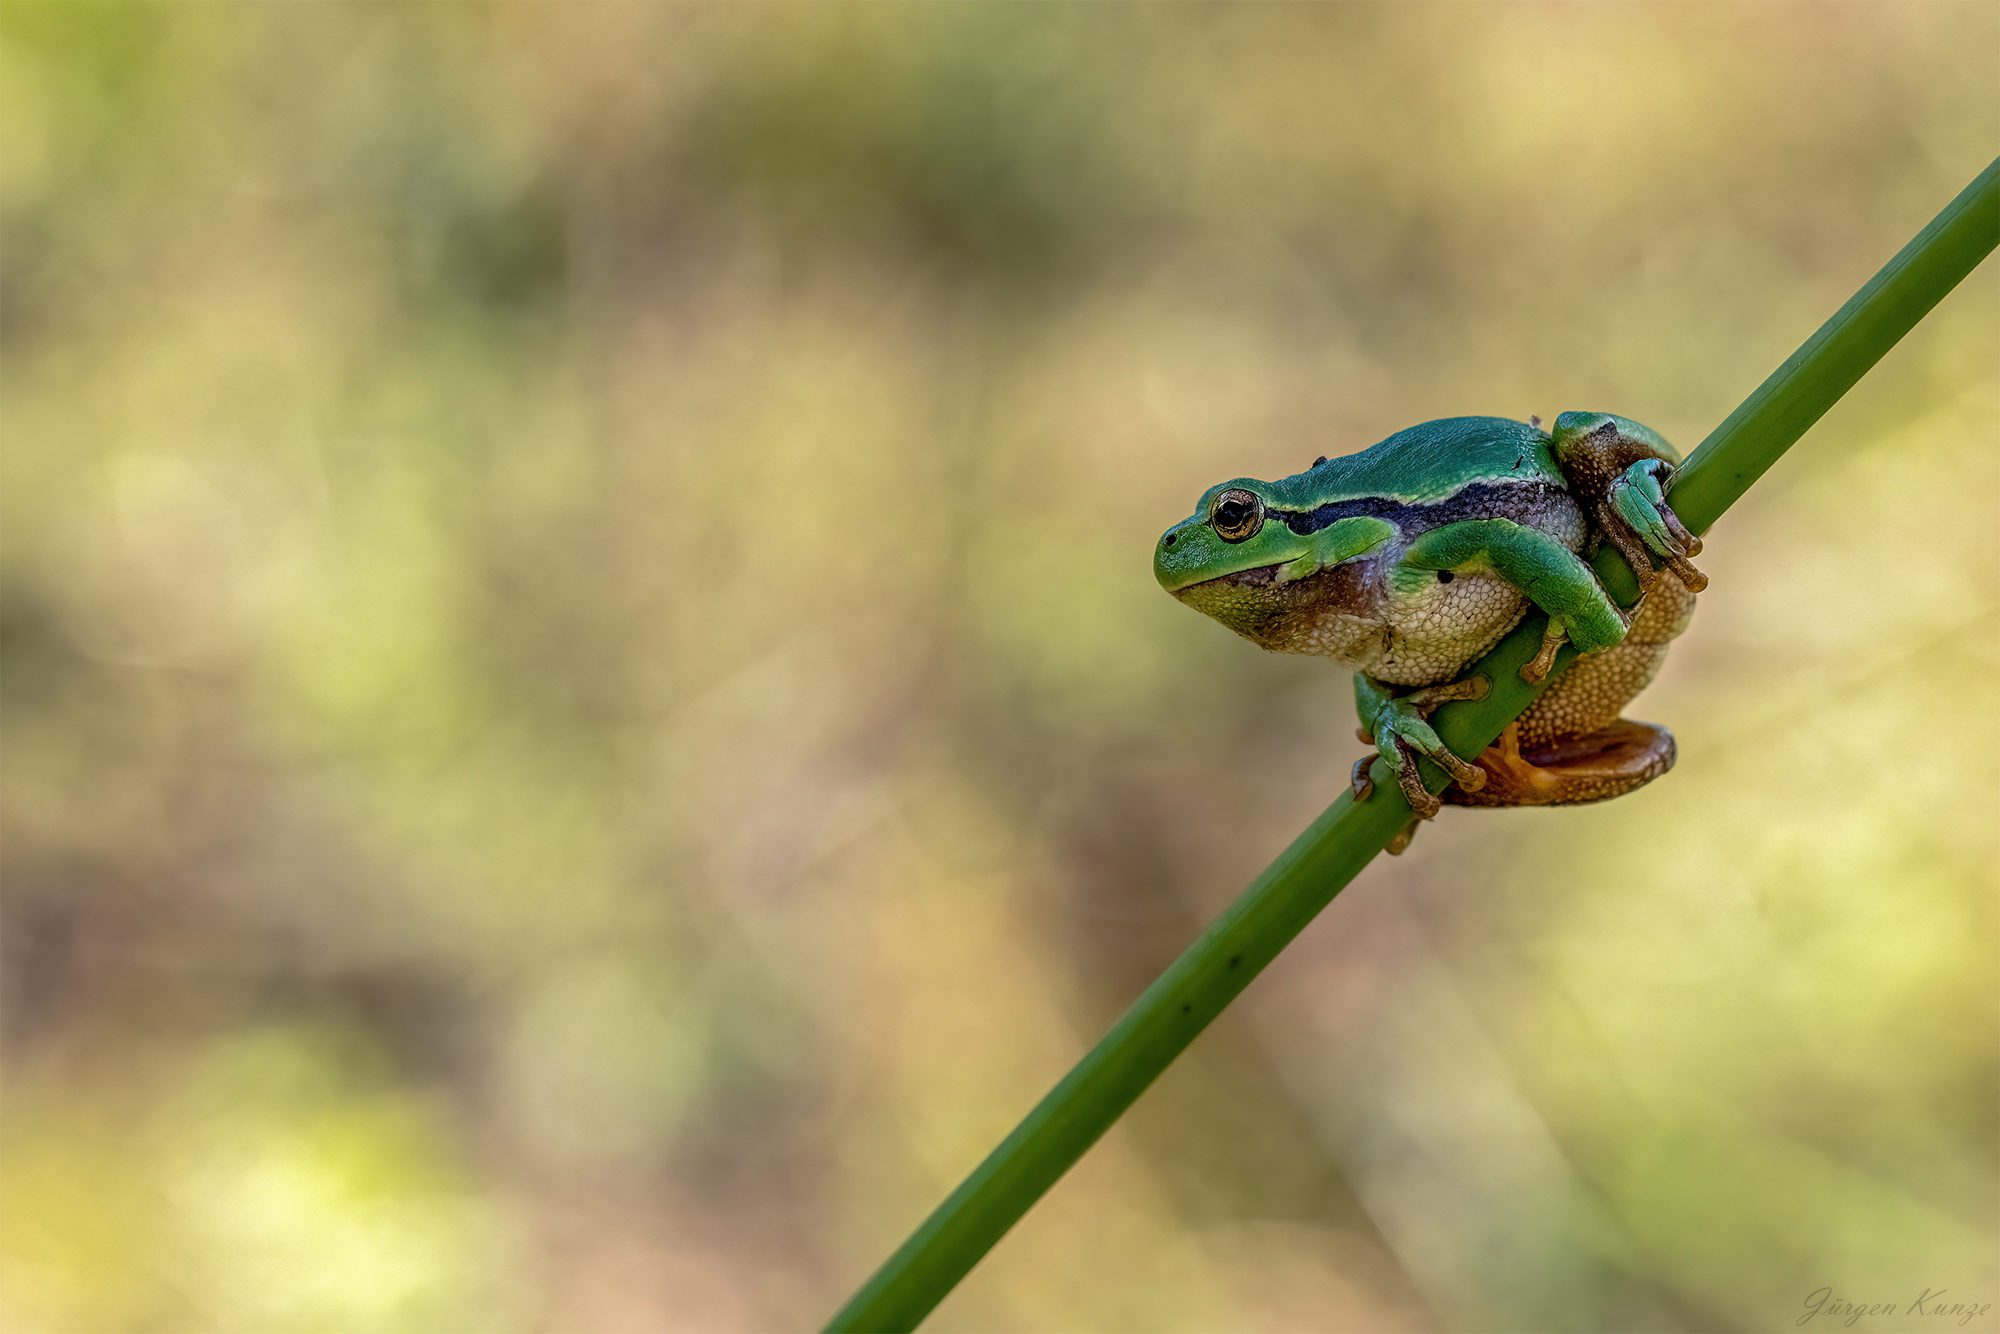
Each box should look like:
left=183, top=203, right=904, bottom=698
left=826, top=155, right=1998, bottom=1334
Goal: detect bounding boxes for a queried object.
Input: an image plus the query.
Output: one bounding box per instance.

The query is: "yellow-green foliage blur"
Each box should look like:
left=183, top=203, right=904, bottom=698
left=3, top=6, right=1994, bottom=1332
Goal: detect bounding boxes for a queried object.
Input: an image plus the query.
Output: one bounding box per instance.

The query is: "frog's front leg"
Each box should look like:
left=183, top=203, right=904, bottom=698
left=1351, top=673, right=1489, bottom=820
left=1401, top=518, right=1631, bottom=675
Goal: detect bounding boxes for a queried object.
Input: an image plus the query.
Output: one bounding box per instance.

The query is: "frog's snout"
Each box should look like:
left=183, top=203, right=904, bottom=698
left=1154, top=517, right=1210, bottom=591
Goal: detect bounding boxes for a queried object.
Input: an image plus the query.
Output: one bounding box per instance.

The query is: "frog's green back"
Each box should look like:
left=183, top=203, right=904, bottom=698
left=1268, top=416, right=1559, bottom=507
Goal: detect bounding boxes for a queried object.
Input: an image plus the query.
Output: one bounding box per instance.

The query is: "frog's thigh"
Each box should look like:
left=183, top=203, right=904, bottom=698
left=1518, top=575, right=1693, bottom=747
left=1448, top=580, right=1696, bottom=808
left=1513, top=639, right=1668, bottom=748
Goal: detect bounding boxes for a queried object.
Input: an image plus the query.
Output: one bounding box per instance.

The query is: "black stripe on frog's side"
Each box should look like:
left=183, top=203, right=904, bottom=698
left=1270, top=479, right=1568, bottom=538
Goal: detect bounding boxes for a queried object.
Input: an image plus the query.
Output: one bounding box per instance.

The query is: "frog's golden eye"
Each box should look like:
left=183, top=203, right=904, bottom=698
left=1209, top=489, right=1265, bottom=543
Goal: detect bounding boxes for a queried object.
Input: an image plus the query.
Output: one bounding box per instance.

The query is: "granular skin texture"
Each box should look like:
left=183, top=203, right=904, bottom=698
left=1517, top=575, right=1693, bottom=747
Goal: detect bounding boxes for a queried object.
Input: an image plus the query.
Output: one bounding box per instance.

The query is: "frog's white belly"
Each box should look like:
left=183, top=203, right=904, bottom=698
left=1302, top=570, right=1528, bottom=686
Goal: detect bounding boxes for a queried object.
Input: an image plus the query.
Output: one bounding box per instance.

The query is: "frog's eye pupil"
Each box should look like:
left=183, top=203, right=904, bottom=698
left=1437, top=569, right=1455, bottom=583
left=1208, top=489, right=1265, bottom=542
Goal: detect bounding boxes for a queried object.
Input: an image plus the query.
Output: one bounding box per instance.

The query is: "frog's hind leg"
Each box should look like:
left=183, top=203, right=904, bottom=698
left=1445, top=584, right=1689, bottom=808
left=1446, top=716, right=1675, bottom=807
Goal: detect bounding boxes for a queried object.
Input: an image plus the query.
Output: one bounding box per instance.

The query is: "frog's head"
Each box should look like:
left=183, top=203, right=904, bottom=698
left=1155, top=478, right=1393, bottom=646
left=1154, top=479, right=1306, bottom=594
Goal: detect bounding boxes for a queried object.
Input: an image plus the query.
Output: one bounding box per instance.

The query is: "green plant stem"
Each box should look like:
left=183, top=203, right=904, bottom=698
left=825, top=155, right=1999, bottom=1334
left=1669, top=157, right=2000, bottom=534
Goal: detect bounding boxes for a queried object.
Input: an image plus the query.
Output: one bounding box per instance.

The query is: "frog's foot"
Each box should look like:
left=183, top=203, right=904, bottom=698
left=1605, top=459, right=1708, bottom=594
left=1385, top=816, right=1421, bottom=856
left=1359, top=678, right=1490, bottom=819
left=1444, top=719, right=1676, bottom=808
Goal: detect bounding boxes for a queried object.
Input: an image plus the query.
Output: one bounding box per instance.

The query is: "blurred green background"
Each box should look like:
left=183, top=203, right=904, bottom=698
left=2, top=5, right=1994, bottom=1331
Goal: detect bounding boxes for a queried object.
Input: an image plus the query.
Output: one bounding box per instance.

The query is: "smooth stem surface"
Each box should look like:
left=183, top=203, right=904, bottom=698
left=825, top=155, right=1999, bottom=1334
left=1669, top=156, right=2000, bottom=534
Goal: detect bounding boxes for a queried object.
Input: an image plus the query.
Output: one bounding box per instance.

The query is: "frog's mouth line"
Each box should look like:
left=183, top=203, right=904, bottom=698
left=1214, top=563, right=1284, bottom=588
left=1163, top=562, right=1285, bottom=597
left=1175, top=559, right=1379, bottom=623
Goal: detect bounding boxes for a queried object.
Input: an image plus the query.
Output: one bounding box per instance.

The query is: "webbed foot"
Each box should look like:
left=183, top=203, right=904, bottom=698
left=1445, top=719, right=1676, bottom=808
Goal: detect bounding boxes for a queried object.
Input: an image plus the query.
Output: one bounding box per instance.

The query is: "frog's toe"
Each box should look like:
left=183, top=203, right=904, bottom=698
left=1397, top=768, right=1442, bottom=820
left=1385, top=739, right=1488, bottom=817
left=1350, top=755, right=1376, bottom=803
left=1399, top=675, right=1490, bottom=709
left=1446, top=719, right=1676, bottom=808
left=1661, top=553, right=1708, bottom=593
left=1520, top=621, right=1567, bottom=684
left=1383, top=738, right=1443, bottom=820
left=1433, top=745, right=1486, bottom=793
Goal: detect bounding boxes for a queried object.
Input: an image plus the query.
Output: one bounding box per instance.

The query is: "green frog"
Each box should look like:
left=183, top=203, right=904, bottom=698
left=1154, top=413, right=1706, bottom=845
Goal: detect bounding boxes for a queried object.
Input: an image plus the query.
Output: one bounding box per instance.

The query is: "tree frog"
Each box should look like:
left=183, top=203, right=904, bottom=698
left=1154, top=413, right=1706, bottom=848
